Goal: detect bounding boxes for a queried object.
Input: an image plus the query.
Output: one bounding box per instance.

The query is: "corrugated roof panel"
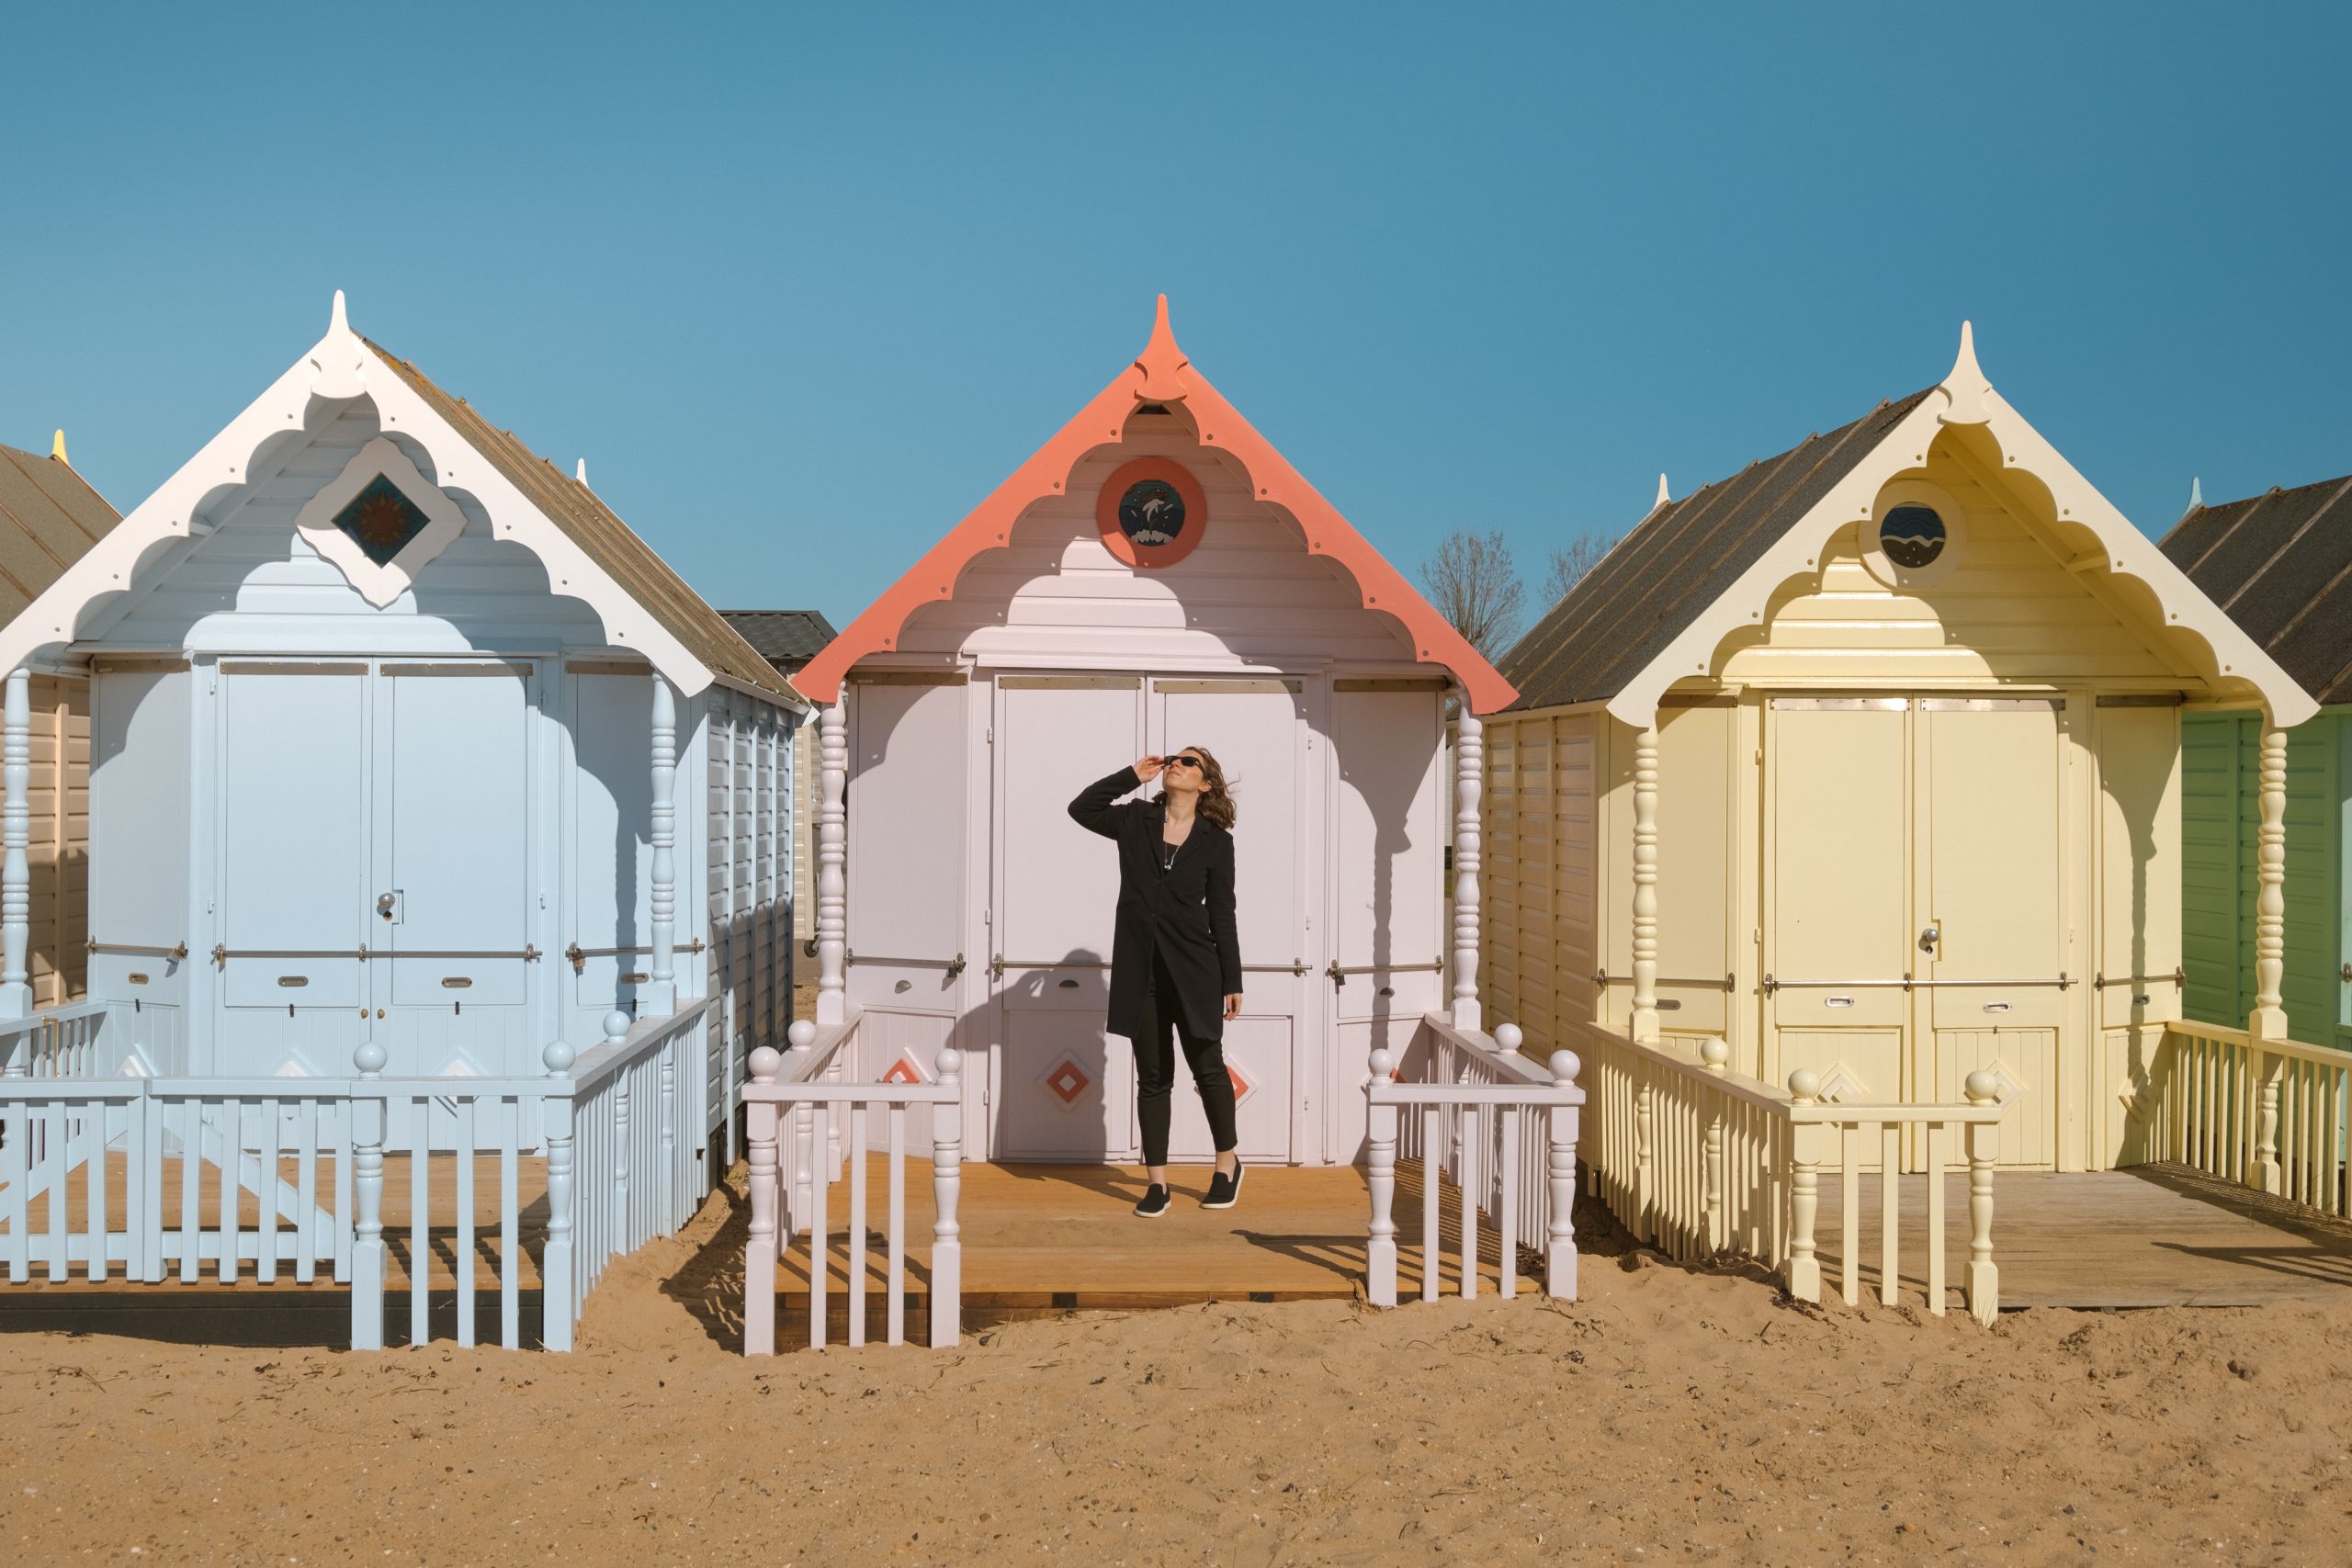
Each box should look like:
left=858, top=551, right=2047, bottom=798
left=0, top=444, right=120, bottom=620
left=719, top=610, right=839, bottom=672
left=2161, top=474, right=2352, bottom=705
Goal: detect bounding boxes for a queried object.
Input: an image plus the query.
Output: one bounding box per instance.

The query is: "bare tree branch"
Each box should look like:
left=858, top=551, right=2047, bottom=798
left=1541, top=532, right=1619, bottom=605
left=1419, top=529, right=1525, bottom=659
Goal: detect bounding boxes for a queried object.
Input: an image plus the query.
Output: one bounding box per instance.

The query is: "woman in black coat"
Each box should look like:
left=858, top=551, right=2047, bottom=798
left=1068, top=748, right=1245, bottom=1217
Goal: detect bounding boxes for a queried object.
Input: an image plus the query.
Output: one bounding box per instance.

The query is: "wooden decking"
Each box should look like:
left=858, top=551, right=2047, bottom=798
left=1815, top=1162, right=2352, bottom=1309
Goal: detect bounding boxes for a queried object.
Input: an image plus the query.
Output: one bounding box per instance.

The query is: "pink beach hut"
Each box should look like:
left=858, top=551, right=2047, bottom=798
left=791, top=300, right=1517, bottom=1168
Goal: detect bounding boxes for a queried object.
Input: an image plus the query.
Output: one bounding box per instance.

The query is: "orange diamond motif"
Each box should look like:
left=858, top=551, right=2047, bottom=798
left=880, top=1055, right=924, bottom=1086
left=1227, top=1064, right=1254, bottom=1106
left=1044, top=1057, right=1091, bottom=1107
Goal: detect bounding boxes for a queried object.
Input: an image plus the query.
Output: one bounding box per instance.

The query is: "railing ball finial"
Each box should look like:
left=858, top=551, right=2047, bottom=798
left=542, top=1040, right=576, bottom=1077
left=603, top=1010, right=632, bottom=1045
left=1701, top=1039, right=1730, bottom=1074
left=936, top=1045, right=963, bottom=1085
left=1963, top=1069, right=1999, bottom=1106
left=786, top=1019, right=816, bottom=1053
left=1367, top=1045, right=1394, bottom=1082
left=353, top=1039, right=387, bottom=1077
left=1548, top=1049, right=1580, bottom=1087
left=1493, top=1022, right=1523, bottom=1054
left=1788, top=1067, right=1820, bottom=1103
left=748, top=1044, right=783, bottom=1084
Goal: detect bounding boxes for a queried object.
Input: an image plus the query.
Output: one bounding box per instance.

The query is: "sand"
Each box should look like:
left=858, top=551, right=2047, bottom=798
left=4, top=1175, right=2346, bottom=1568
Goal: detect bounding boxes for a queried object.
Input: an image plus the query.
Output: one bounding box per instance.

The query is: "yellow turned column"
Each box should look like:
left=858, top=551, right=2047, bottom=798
left=1630, top=723, right=1660, bottom=1044
left=2250, top=722, right=2288, bottom=1195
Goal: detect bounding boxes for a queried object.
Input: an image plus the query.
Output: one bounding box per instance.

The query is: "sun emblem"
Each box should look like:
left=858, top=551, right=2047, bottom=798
left=331, top=474, right=433, bottom=567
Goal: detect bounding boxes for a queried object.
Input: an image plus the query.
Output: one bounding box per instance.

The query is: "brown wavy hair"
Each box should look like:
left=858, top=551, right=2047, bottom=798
left=1178, top=744, right=1237, bottom=831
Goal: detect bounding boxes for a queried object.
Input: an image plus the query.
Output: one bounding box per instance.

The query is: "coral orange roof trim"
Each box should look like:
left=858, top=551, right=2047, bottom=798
left=795, top=298, right=1516, bottom=713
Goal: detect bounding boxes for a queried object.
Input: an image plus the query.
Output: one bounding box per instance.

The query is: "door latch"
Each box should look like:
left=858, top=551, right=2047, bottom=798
left=378, top=891, right=400, bottom=922
left=1918, top=923, right=1940, bottom=953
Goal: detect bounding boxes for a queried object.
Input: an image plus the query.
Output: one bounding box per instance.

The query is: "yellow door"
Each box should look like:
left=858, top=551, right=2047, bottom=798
left=1916, top=697, right=2066, bottom=1168
left=1766, top=698, right=1910, bottom=1126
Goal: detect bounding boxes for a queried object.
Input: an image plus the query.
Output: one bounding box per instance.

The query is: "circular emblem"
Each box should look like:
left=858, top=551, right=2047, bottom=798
left=1095, top=458, right=1207, bottom=568
left=1878, top=503, right=1947, bottom=570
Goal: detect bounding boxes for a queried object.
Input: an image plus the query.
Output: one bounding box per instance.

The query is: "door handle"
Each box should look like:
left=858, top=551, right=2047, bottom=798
left=378, top=893, right=397, bottom=920
left=1918, top=924, right=1940, bottom=953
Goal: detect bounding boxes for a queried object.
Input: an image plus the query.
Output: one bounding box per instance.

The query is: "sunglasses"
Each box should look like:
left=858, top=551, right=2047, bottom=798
left=1164, top=755, right=1205, bottom=772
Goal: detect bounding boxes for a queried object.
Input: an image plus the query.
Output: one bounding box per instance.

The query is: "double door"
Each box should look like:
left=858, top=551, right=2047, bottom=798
left=1768, top=695, right=2069, bottom=1168
left=989, top=674, right=1306, bottom=1163
left=216, top=660, right=535, bottom=1079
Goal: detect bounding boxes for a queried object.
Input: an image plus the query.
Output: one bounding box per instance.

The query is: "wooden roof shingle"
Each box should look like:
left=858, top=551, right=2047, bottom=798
left=0, top=442, right=119, bottom=621
left=2160, top=473, right=2352, bottom=706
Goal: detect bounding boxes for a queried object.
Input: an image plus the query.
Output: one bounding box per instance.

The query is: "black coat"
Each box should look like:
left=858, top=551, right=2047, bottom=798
left=1068, top=766, right=1242, bottom=1043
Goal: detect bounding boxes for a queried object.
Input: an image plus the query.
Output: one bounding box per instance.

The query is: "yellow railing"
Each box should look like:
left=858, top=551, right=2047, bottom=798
left=2151, top=1020, right=2349, bottom=1216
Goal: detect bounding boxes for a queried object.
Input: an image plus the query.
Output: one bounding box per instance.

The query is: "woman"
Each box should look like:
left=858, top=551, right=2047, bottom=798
left=1068, top=749, right=1245, bottom=1217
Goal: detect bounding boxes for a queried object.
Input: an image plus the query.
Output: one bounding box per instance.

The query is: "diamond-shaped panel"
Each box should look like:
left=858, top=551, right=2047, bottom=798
left=332, top=473, right=433, bottom=567
left=1043, top=1056, right=1092, bottom=1108
left=1226, top=1063, right=1255, bottom=1107
left=880, top=1055, right=925, bottom=1087
left=1815, top=1064, right=1869, bottom=1104
left=1979, top=1060, right=2023, bottom=1104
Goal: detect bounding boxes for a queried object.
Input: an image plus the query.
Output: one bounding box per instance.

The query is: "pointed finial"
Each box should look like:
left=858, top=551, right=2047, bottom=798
left=2188, top=475, right=2204, bottom=511
left=575, top=457, right=589, bottom=487
left=50, top=430, right=68, bottom=467
left=1938, top=320, right=1990, bottom=426
left=1134, top=293, right=1191, bottom=403
left=330, top=288, right=348, bottom=334
left=1654, top=472, right=1670, bottom=509
left=311, top=288, right=366, bottom=399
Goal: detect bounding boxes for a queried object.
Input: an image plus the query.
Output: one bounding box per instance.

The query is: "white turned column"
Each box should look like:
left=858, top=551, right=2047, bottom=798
left=1451, top=697, right=1483, bottom=1032
left=1633, top=1071, right=1655, bottom=1243
left=2251, top=721, right=2288, bottom=1194
left=816, top=700, right=848, bottom=1026
left=1963, top=1069, right=2001, bottom=1325
left=0, top=668, right=30, bottom=1020
left=1364, top=1046, right=1399, bottom=1307
left=1546, top=1050, right=1581, bottom=1301
left=785, top=1018, right=815, bottom=1235
left=539, top=1040, right=579, bottom=1350
left=929, top=1046, right=964, bottom=1348
left=1702, top=1038, right=1729, bottom=1255
left=606, top=1010, right=632, bottom=1255
left=1785, top=1068, right=1823, bottom=1304
left=647, top=676, right=678, bottom=1016
left=742, top=1044, right=783, bottom=1357
left=349, top=1039, right=389, bottom=1350
left=1630, top=722, right=1660, bottom=1043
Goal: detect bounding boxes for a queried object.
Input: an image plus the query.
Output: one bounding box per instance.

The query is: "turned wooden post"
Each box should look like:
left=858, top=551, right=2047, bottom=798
left=815, top=700, right=848, bottom=1026
left=785, top=1018, right=815, bottom=1235
left=1785, top=1068, right=1823, bottom=1304
left=0, top=667, right=29, bottom=1020
left=742, top=1044, right=783, bottom=1357
left=2250, top=722, right=2289, bottom=1193
left=605, top=1010, right=632, bottom=1254
left=1701, top=1038, right=1729, bottom=1255
left=1630, top=722, right=1660, bottom=1044
left=349, top=1039, right=389, bottom=1351
left=1452, top=697, right=1483, bottom=1032
left=929, top=1046, right=964, bottom=1348
left=1964, top=1069, right=2000, bottom=1325
left=1546, top=1049, right=1581, bottom=1301
left=1633, top=1072, right=1656, bottom=1244
left=538, top=1040, right=579, bottom=1350
left=647, top=676, right=678, bottom=1016
left=1365, top=1046, right=1399, bottom=1307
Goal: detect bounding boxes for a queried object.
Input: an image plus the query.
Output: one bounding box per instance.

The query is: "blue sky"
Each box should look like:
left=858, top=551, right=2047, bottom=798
left=3, top=3, right=2346, bottom=636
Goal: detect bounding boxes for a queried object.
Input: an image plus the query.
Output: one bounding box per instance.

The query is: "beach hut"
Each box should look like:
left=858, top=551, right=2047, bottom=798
left=0, top=434, right=119, bottom=1009
left=0, top=292, right=806, bottom=1089
left=722, top=610, right=840, bottom=974
left=1483, top=326, right=2314, bottom=1173
left=2162, top=475, right=2351, bottom=1052
left=787, top=299, right=1513, bottom=1167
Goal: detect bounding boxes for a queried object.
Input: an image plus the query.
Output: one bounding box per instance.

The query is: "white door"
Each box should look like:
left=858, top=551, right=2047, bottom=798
left=218, top=664, right=371, bottom=1077
left=1154, top=678, right=1302, bottom=1163
left=571, top=671, right=653, bottom=1034
left=990, top=676, right=1141, bottom=1160
left=377, top=664, right=534, bottom=1077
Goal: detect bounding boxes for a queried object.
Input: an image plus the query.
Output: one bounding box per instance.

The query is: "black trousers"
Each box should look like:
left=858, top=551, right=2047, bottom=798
left=1129, top=947, right=1238, bottom=1168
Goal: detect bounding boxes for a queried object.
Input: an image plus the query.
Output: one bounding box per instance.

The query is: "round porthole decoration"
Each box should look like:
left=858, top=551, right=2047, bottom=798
left=1095, top=457, right=1207, bottom=569
left=1860, top=479, right=1966, bottom=589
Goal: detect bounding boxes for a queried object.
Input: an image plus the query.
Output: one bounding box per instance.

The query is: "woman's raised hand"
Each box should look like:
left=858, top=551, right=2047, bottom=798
left=1134, top=756, right=1165, bottom=784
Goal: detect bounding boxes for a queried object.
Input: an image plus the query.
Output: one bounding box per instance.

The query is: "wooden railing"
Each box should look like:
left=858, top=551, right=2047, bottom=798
left=741, top=1010, right=965, bottom=1353
left=0, top=999, right=114, bottom=1082
left=1364, top=1014, right=1583, bottom=1306
left=0, top=998, right=722, bottom=1352
left=2149, top=1020, right=2349, bottom=1215
left=1573, top=1022, right=2006, bottom=1324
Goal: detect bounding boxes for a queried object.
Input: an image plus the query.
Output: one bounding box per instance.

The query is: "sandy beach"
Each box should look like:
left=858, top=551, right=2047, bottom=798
left=4, top=1168, right=2345, bottom=1568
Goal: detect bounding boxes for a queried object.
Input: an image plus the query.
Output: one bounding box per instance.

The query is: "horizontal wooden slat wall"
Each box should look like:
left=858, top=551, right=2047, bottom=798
left=28, top=673, right=88, bottom=1008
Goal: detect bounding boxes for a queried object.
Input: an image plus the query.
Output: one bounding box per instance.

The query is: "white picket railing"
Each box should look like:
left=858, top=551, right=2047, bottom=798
left=742, top=1010, right=965, bottom=1353
left=2149, top=1019, right=2350, bottom=1214
left=1573, top=1022, right=2006, bottom=1324
left=0, top=998, right=722, bottom=1352
left=1365, top=1015, right=1584, bottom=1307
left=0, top=998, right=114, bottom=1082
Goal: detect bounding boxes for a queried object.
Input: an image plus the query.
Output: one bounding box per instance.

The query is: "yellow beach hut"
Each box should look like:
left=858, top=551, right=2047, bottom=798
left=1482, top=327, right=2314, bottom=1178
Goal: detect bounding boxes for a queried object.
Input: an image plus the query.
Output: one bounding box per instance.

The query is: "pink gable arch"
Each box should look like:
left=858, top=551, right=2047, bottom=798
left=795, top=298, right=1516, bottom=714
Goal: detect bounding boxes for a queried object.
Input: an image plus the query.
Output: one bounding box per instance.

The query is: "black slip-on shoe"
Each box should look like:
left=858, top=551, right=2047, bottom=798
left=1201, top=1158, right=1243, bottom=1211
left=1133, top=1183, right=1171, bottom=1218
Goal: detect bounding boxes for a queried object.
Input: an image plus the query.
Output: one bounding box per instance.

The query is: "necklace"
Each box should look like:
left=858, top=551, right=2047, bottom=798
left=1160, top=840, right=1181, bottom=874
